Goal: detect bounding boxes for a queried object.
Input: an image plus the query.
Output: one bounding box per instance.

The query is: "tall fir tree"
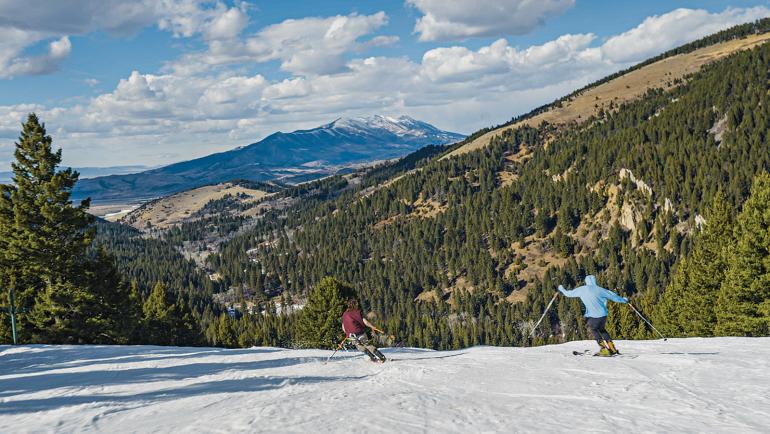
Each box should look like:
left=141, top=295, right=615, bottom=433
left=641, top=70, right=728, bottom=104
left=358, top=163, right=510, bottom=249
left=0, top=114, right=95, bottom=342
left=216, top=313, right=238, bottom=348
left=295, top=276, right=354, bottom=348
left=142, top=281, right=202, bottom=346
left=654, top=193, right=734, bottom=336
left=715, top=173, right=770, bottom=336
left=29, top=250, right=139, bottom=344
left=143, top=281, right=177, bottom=345
left=28, top=281, right=97, bottom=344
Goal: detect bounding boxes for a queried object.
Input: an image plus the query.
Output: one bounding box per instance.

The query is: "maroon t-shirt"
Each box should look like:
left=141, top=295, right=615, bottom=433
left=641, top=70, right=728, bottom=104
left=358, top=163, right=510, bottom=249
left=342, top=309, right=366, bottom=335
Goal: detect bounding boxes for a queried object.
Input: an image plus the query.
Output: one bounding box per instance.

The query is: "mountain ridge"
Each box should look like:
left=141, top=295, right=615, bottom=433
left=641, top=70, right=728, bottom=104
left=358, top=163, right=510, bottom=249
left=73, top=115, right=464, bottom=203
left=445, top=20, right=770, bottom=158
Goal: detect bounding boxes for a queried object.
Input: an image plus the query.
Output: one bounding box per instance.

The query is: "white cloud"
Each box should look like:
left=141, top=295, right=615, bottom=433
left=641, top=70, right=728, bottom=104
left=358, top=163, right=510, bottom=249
left=421, top=34, right=596, bottom=83
left=408, top=0, right=574, bottom=41
left=2, top=36, right=71, bottom=77
left=177, top=11, right=396, bottom=76
left=204, top=4, right=249, bottom=40
left=601, top=6, right=770, bottom=63
left=0, top=0, right=248, bottom=78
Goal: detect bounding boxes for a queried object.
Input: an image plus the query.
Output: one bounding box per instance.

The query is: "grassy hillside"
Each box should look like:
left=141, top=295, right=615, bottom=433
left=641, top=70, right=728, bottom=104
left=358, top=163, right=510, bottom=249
left=446, top=29, right=770, bottom=158
left=120, top=182, right=274, bottom=230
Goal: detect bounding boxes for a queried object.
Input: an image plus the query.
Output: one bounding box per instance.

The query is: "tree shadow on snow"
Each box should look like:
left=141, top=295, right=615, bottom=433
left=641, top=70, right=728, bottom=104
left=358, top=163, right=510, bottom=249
left=389, top=352, right=467, bottom=361
left=659, top=352, right=720, bottom=355
left=0, top=345, right=282, bottom=376
left=0, top=355, right=329, bottom=400
left=0, top=373, right=367, bottom=415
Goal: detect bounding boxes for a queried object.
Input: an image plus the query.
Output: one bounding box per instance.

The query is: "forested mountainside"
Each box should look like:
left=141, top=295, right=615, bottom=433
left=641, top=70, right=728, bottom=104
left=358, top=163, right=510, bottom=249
left=199, top=27, right=770, bottom=349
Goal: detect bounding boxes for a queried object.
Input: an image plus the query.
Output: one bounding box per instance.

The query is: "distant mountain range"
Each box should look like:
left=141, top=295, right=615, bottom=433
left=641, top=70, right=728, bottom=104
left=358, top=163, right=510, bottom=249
left=73, top=115, right=464, bottom=203
left=0, top=165, right=150, bottom=184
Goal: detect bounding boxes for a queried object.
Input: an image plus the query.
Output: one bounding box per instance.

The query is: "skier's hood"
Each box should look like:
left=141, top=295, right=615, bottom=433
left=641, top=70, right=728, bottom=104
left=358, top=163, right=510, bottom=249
left=585, top=275, right=597, bottom=286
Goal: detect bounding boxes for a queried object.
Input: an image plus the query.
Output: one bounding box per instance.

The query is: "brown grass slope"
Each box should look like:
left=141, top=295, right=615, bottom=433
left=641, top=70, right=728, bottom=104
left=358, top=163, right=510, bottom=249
left=444, top=32, right=770, bottom=159
left=121, top=182, right=271, bottom=230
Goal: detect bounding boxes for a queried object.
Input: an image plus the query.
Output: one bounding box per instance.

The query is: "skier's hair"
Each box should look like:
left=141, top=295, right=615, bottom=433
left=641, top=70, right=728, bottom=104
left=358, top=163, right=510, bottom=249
left=347, top=298, right=358, bottom=310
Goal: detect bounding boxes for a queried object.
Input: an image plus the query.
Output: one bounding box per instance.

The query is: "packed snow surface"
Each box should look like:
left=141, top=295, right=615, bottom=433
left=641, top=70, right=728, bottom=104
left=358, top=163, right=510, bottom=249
left=1, top=338, right=769, bottom=433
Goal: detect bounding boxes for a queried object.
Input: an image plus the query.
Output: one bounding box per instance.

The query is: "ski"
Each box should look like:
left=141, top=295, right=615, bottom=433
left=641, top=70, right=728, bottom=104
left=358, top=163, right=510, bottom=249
left=572, top=350, right=636, bottom=358
left=572, top=350, right=639, bottom=359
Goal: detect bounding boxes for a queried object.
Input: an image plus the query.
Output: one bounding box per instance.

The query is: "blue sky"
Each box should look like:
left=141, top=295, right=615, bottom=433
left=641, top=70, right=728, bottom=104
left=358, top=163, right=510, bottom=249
left=0, top=0, right=768, bottom=170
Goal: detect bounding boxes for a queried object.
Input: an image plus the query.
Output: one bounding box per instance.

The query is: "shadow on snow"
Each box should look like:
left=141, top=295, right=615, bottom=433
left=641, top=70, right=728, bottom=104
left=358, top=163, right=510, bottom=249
left=0, top=374, right=366, bottom=415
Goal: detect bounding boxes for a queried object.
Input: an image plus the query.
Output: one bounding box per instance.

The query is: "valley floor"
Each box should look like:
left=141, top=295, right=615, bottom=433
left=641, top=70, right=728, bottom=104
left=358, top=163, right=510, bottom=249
left=1, top=338, right=769, bottom=433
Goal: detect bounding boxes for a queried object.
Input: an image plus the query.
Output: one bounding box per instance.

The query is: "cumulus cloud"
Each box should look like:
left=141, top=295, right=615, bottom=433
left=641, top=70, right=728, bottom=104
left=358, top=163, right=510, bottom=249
left=204, top=4, right=249, bottom=40
left=601, top=7, right=770, bottom=63
left=0, top=0, right=247, bottom=78
left=421, top=34, right=596, bottom=83
left=176, top=11, right=397, bottom=76
left=408, top=0, right=574, bottom=41
left=1, top=37, right=71, bottom=78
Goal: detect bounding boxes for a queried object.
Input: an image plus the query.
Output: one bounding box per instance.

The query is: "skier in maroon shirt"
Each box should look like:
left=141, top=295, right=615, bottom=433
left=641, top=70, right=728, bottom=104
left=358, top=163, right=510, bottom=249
left=342, top=298, right=387, bottom=363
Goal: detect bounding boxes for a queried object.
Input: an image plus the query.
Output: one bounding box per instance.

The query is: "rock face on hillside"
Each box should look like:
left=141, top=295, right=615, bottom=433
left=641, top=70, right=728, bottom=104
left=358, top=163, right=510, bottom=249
left=73, top=115, right=464, bottom=203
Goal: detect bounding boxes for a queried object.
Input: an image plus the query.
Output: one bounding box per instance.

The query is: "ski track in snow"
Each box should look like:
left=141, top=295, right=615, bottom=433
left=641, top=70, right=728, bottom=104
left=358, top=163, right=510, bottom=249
left=1, top=338, right=769, bottom=433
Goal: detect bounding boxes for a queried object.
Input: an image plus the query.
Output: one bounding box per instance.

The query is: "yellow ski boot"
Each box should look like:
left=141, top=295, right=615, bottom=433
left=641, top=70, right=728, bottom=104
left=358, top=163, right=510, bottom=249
left=594, top=341, right=613, bottom=357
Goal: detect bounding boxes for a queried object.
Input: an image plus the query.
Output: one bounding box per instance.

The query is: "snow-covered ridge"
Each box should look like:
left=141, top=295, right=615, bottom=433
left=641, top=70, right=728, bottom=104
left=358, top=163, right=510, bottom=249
left=1, top=338, right=768, bottom=433
left=308, top=114, right=462, bottom=142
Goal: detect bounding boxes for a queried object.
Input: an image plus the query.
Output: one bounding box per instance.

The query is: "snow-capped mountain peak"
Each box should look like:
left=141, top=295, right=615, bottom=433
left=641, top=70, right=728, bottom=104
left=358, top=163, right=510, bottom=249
left=322, top=114, right=458, bottom=141
left=74, top=115, right=464, bottom=202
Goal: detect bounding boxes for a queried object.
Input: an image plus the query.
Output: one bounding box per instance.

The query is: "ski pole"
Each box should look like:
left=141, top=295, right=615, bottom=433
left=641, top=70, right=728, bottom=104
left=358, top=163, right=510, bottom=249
left=324, top=336, right=349, bottom=364
left=530, top=292, right=559, bottom=337
left=629, top=303, right=667, bottom=341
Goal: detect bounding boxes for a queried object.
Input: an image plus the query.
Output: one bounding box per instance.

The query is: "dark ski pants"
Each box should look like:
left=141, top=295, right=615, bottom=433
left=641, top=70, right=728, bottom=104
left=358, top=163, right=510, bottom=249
left=586, top=316, right=612, bottom=344
left=349, top=333, right=385, bottom=361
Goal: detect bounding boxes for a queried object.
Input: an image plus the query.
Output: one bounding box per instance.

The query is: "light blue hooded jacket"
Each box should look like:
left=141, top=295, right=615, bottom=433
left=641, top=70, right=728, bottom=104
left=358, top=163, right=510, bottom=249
left=558, top=275, right=628, bottom=318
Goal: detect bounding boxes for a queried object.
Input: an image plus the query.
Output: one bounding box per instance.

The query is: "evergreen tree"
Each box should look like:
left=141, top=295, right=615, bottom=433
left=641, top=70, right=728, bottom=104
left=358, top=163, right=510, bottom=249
left=87, top=249, right=143, bottom=343
left=0, top=114, right=100, bottom=342
left=295, top=276, right=353, bottom=348
left=716, top=173, right=770, bottom=335
left=28, top=281, right=97, bottom=344
left=28, top=249, right=141, bottom=344
left=216, top=314, right=238, bottom=348
left=143, top=282, right=177, bottom=345
left=654, top=193, right=733, bottom=336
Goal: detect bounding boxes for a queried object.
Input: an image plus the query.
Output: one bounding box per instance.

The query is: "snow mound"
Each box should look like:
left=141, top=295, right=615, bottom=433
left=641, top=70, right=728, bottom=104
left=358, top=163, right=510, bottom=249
left=1, top=338, right=769, bottom=433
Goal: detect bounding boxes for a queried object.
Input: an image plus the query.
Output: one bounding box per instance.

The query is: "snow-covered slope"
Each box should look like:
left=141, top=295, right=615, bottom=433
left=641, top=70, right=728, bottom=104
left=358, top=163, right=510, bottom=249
left=1, top=338, right=768, bottom=433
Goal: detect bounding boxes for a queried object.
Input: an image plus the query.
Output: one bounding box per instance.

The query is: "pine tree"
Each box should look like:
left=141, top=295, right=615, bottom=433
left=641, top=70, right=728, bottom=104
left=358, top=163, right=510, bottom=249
left=28, top=281, right=97, bottom=344
left=143, top=282, right=177, bottom=345
left=0, top=114, right=94, bottom=342
left=86, top=248, right=143, bottom=344
left=716, top=173, right=770, bottom=336
left=654, top=193, right=733, bottom=336
left=295, top=276, right=353, bottom=348
left=216, top=314, right=238, bottom=348
left=27, top=249, right=141, bottom=344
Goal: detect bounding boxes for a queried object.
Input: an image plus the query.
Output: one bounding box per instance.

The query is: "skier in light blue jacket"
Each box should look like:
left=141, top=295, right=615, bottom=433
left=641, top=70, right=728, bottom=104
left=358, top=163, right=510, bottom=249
left=558, top=275, right=628, bottom=356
